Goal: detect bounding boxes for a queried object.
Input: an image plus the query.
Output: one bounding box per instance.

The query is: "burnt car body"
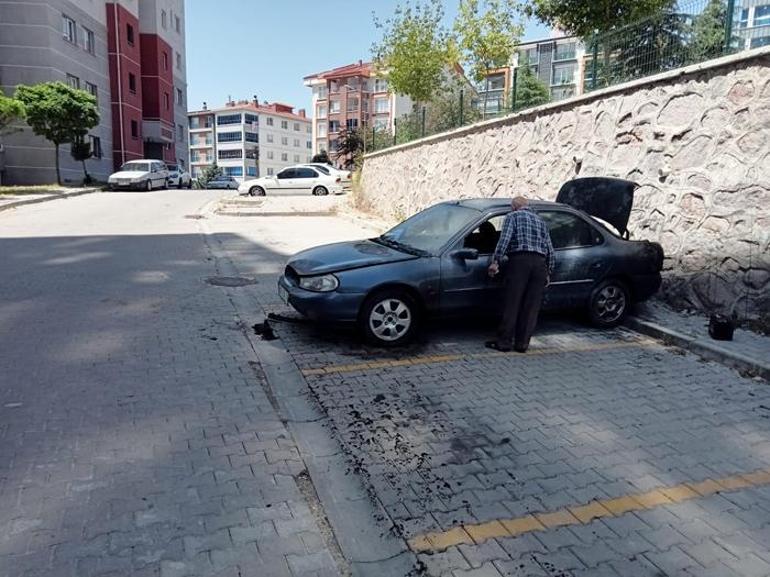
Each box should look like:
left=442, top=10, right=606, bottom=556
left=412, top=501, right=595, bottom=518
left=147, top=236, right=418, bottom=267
left=278, top=177, right=663, bottom=345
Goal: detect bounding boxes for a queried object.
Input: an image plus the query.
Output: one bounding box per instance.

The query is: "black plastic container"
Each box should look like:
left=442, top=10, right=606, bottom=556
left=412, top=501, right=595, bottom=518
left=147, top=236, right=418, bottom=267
left=709, top=314, right=735, bottom=341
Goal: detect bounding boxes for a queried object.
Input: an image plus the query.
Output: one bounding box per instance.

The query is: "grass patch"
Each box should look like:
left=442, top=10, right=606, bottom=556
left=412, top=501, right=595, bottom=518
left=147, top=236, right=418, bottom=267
left=0, top=184, right=67, bottom=196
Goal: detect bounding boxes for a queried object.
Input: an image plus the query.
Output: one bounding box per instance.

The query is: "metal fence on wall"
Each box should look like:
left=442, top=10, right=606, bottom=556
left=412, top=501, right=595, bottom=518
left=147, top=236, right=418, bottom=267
left=365, top=0, right=768, bottom=155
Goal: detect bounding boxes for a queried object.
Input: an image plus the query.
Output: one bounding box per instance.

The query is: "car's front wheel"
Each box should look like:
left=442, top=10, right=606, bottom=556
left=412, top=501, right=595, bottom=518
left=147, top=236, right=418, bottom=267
left=249, top=186, right=265, bottom=196
left=145, top=179, right=152, bottom=191
left=312, top=185, right=328, bottom=196
left=360, top=289, right=419, bottom=346
left=589, top=279, right=629, bottom=327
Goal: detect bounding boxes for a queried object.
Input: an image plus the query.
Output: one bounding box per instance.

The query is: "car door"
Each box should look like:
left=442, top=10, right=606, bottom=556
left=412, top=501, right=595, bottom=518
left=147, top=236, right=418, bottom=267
left=536, top=209, right=607, bottom=309
left=273, top=168, right=297, bottom=193
left=440, top=214, right=506, bottom=317
left=293, top=167, right=317, bottom=193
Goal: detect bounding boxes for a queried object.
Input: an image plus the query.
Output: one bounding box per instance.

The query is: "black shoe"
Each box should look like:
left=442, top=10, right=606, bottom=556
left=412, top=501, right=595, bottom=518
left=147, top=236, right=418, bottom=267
left=513, top=344, right=528, bottom=353
left=485, top=341, right=512, bottom=352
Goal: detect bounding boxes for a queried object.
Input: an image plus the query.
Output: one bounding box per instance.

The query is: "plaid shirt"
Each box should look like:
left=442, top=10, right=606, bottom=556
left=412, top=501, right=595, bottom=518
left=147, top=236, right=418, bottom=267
left=493, top=207, right=555, bottom=274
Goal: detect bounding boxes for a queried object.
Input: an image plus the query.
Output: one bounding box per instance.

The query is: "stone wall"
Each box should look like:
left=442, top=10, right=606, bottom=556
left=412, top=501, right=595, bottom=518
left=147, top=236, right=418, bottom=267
left=359, top=50, right=770, bottom=323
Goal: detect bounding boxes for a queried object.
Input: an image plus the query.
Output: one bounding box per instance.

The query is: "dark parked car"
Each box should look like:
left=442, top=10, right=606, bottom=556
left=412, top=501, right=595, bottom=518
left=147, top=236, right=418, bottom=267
left=278, top=178, right=663, bottom=346
left=205, top=175, right=239, bottom=189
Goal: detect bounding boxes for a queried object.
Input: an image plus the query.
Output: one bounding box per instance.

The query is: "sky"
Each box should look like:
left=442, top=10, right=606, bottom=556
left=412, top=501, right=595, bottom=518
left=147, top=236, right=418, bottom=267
left=185, top=0, right=551, bottom=114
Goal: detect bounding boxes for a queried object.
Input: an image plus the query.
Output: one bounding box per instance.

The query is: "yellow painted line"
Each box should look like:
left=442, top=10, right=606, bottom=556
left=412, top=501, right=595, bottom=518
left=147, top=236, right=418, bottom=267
left=301, top=340, right=652, bottom=376
left=408, top=467, right=770, bottom=553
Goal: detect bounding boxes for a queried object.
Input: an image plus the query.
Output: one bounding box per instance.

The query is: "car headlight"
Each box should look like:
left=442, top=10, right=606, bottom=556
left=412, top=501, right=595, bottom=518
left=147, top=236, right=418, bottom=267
left=298, top=274, right=339, bottom=292
left=131, top=176, right=145, bottom=183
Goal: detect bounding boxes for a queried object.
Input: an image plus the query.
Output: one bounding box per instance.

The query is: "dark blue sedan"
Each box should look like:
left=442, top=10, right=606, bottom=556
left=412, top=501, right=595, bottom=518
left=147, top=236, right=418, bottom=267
left=278, top=178, right=663, bottom=346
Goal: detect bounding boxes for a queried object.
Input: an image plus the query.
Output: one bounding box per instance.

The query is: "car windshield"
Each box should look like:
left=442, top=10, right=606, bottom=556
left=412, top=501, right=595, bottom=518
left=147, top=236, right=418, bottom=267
left=120, top=162, right=151, bottom=172
left=166, top=164, right=177, bottom=171
left=377, top=203, right=481, bottom=254
left=310, top=165, right=330, bottom=175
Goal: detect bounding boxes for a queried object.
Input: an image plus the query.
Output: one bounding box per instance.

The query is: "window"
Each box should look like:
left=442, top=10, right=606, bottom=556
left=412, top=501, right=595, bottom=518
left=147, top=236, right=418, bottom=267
left=247, top=166, right=257, bottom=177
left=306, top=141, right=312, bottom=149
left=164, top=92, right=170, bottom=110
left=374, top=98, right=389, bottom=114
left=463, top=216, right=504, bottom=254
left=218, top=149, right=242, bottom=159
left=551, top=85, right=576, bottom=101
left=281, top=120, right=288, bottom=129
left=245, top=132, right=258, bottom=143
left=175, top=15, right=181, bottom=33
left=374, top=118, right=388, bottom=131
left=244, top=113, right=258, bottom=124
left=176, top=52, right=182, bottom=70
left=83, top=27, right=95, bottom=54
left=267, top=134, right=273, bottom=143
left=552, top=63, right=576, bottom=85
left=131, top=119, right=139, bottom=138
left=89, top=135, right=103, bottom=158
left=161, top=10, right=167, bottom=28
left=177, top=124, right=183, bottom=142
left=63, top=15, right=77, bottom=44
left=520, top=47, right=538, bottom=66
left=217, top=113, right=241, bottom=125
left=307, top=125, right=312, bottom=133
left=329, top=100, right=341, bottom=113
left=267, top=168, right=274, bottom=175
left=66, top=74, right=79, bottom=89
left=163, top=51, right=168, bottom=71
left=128, top=72, right=136, bottom=93
left=245, top=148, right=258, bottom=159
left=374, top=78, right=388, bottom=92
left=277, top=168, right=294, bottom=179
left=316, top=139, right=326, bottom=153
left=316, top=86, right=328, bottom=100
left=554, top=42, right=577, bottom=61
left=224, top=166, right=243, bottom=177
left=328, top=120, right=340, bottom=133
left=266, top=117, right=273, bottom=126
left=176, top=88, right=183, bottom=106
left=267, top=151, right=274, bottom=159
left=539, top=211, right=601, bottom=249
left=307, top=156, right=312, bottom=162
left=317, top=122, right=327, bottom=137
left=293, top=138, right=300, bottom=147
left=738, top=8, right=750, bottom=27
left=347, top=98, right=359, bottom=112
left=346, top=119, right=358, bottom=131
left=126, top=23, right=134, bottom=45
left=281, top=136, right=288, bottom=145
left=317, top=104, right=327, bottom=119
left=217, top=131, right=242, bottom=142
left=85, top=82, right=98, bottom=102
left=755, top=5, right=770, bottom=26
left=281, top=152, right=288, bottom=161
left=295, top=167, right=315, bottom=178
left=751, top=35, right=770, bottom=47
left=294, top=122, right=300, bottom=131
left=292, top=154, right=299, bottom=162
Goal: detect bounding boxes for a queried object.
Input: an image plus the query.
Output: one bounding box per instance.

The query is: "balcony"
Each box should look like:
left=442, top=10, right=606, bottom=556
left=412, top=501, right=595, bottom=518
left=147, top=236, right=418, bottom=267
left=143, top=119, right=174, bottom=143
left=190, top=140, right=213, bottom=148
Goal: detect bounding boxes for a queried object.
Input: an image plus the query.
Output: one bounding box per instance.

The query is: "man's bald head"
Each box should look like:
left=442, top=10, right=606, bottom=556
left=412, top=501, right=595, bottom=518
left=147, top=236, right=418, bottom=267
left=511, top=196, right=529, bottom=211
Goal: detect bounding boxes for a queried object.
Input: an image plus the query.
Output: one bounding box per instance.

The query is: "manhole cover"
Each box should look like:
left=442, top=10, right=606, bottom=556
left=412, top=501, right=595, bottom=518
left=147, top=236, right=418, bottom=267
left=205, top=276, right=257, bottom=287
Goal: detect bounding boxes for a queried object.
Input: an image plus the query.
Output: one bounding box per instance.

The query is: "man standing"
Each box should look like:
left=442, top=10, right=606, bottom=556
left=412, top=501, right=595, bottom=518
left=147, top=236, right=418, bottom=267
left=486, top=196, right=554, bottom=353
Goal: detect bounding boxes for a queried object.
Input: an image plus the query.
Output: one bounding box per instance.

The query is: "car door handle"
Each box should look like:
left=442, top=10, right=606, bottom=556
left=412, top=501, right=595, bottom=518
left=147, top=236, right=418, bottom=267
left=590, top=262, right=603, bottom=269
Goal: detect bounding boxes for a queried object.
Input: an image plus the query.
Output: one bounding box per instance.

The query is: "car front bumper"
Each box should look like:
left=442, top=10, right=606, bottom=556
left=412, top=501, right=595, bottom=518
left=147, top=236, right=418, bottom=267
left=109, top=180, right=144, bottom=190
left=277, top=275, right=364, bottom=323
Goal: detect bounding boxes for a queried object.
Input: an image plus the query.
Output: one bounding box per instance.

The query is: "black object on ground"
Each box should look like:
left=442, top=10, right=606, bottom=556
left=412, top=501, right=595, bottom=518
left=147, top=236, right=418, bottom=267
left=205, top=276, right=257, bottom=287
left=267, top=312, right=310, bottom=324
left=709, top=314, right=735, bottom=341
left=253, top=320, right=277, bottom=340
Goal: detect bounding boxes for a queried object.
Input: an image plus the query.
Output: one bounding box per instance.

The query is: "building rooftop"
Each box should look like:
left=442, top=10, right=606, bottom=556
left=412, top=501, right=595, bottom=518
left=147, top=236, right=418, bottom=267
left=304, top=60, right=373, bottom=81
left=188, top=99, right=309, bottom=122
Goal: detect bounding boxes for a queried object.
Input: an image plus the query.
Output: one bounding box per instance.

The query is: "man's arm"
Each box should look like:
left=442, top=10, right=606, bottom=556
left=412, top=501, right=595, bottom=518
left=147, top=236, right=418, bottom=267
left=492, top=214, right=514, bottom=264
left=544, top=229, right=555, bottom=277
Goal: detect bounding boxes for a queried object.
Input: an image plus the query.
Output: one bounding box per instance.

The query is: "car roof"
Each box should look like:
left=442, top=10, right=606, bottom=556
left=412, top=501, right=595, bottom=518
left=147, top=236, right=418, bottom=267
left=447, top=198, right=562, bottom=211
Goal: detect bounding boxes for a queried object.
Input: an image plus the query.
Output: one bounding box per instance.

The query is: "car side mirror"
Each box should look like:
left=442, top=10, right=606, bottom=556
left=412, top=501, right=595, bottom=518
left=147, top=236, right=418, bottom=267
left=452, top=248, right=479, bottom=261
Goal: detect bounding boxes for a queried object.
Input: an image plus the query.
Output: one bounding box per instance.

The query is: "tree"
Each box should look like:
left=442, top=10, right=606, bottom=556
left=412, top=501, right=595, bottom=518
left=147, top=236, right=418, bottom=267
left=690, top=0, right=728, bottom=62
left=70, top=136, right=93, bottom=184
left=335, top=129, right=365, bottom=169
left=199, top=163, right=222, bottom=186
left=424, top=77, right=481, bottom=133
left=311, top=150, right=331, bottom=164
left=0, top=93, right=25, bottom=137
left=372, top=0, right=454, bottom=106
left=15, top=82, right=99, bottom=184
left=454, top=0, right=522, bottom=117
left=513, top=65, right=550, bottom=110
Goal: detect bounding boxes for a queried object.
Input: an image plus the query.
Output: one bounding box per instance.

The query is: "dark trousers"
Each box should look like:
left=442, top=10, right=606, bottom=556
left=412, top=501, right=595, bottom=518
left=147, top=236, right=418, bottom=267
left=496, top=252, right=547, bottom=350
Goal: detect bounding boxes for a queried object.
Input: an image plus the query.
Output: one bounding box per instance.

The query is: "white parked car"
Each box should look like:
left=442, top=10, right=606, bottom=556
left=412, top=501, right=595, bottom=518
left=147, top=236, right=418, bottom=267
left=237, top=165, right=344, bottom=197
left=303, top=163, right=352, bottom=188
left=166, top=163, right=192, bottom=188
left=108, top=160, right=168, bottom=191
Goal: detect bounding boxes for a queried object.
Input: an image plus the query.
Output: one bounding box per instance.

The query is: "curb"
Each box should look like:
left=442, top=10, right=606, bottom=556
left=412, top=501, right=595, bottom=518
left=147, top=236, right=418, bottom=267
left=624, top=316, right=770, bottom=381
left=0, top=187, right=102, bottom=212
left=214, top=210, right=338, bottom=218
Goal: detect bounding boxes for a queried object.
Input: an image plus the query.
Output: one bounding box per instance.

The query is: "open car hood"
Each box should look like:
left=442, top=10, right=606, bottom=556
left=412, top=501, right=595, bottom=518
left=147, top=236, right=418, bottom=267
left=556, top=177, right=637, bottom=237
left=288, top=240, right=418, bottom=276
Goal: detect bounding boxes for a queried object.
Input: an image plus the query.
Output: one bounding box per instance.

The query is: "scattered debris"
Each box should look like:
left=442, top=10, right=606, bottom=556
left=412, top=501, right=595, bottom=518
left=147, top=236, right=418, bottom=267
left=253, top=320, right=277, bottom=340
left=205, top=276, right=257, bottom=287
left=184, top=214, right=205, bottom=219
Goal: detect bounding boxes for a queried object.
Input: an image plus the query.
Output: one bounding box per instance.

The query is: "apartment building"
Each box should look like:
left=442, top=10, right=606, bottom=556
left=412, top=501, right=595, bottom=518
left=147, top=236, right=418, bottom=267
left=736, top=1, right=770, bottom=48
left=0, top=0, right=188, bottom=185
left=188, top=99, right=312, bottom=181
left=304, top=61, right=412, bottom=163
left=479, top=35, right=585, bottom=115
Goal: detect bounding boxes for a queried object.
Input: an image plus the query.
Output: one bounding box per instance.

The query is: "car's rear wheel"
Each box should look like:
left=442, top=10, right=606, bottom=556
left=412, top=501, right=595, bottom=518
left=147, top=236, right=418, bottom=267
left=360, top=289, right=419, bottom=347
left=177, top=180, right=183, bottom=189
left=312, top=185, right=328, bottom=196
left=589, top=279, right=629, bottom=327
left=249, top=186, right=265, bottom=196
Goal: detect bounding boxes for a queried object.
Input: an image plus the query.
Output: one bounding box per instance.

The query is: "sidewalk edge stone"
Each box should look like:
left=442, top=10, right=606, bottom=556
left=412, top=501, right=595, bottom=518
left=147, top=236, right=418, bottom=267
left=0, top=187, right=102, bottom=212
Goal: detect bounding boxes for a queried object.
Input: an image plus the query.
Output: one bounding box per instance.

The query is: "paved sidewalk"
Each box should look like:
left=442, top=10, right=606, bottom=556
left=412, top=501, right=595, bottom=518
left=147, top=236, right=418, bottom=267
left=0, top=187, right=101, bottom=211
